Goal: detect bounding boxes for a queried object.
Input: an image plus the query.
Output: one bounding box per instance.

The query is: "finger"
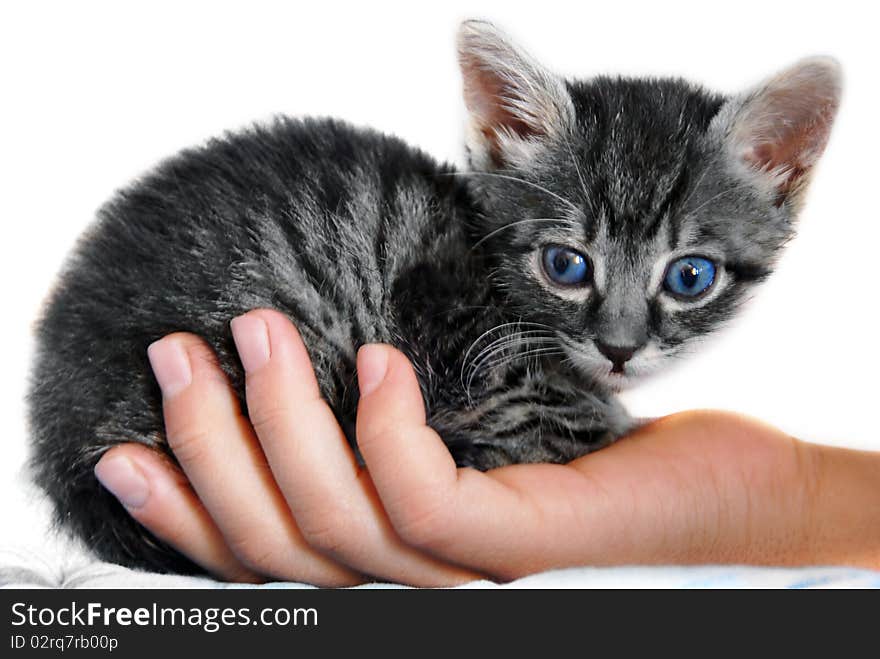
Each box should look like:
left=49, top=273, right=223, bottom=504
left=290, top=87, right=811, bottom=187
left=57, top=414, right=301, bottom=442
left=233, top=310, right=479, bottom=586
left=355, top=344, right=460, bottom=502
left=149, top=333, right=361, bottom=586
left=356, top=344, right=544, bottom=571
left=95, top=444, right=259, bottom=582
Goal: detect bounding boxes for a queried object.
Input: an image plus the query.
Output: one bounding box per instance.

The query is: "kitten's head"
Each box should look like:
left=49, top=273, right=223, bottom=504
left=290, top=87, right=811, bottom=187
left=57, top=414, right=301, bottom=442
left=458, top=20, right=841, bottom=389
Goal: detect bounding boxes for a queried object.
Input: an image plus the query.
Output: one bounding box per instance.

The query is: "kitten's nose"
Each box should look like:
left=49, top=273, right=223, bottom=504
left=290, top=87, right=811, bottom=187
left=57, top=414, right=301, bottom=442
left=595, top=342, right=638, bottom=374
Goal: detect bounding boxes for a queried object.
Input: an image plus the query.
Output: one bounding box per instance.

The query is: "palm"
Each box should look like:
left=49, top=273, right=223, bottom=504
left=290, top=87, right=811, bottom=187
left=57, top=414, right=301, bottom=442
left=377, top=410, right=811, bottom=580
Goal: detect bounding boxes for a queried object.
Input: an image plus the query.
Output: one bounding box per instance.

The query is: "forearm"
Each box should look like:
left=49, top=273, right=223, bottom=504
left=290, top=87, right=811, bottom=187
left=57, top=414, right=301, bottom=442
left=583, top=412, right=880, bottom=571
left=802, top=443, right=880, bottom=569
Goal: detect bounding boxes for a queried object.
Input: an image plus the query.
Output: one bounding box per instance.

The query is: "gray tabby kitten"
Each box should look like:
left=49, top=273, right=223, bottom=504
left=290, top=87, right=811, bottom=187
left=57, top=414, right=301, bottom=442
left=28, top=21, right=841, bottom=574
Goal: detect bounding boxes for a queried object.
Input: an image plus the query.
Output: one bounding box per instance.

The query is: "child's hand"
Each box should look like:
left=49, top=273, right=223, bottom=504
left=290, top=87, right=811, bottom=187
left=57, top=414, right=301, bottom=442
left=94, top=310, right=880, bottom=585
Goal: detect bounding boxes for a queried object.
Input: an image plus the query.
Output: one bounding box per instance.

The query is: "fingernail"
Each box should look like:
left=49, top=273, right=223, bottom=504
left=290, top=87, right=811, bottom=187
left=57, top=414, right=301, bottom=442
left=357, top=344, right=388, bottom=397
left=95, top=455, right=150, bottom=509
left=147, top=338, right=192, bottom=398
left=231, top=314, right=270, bottom=372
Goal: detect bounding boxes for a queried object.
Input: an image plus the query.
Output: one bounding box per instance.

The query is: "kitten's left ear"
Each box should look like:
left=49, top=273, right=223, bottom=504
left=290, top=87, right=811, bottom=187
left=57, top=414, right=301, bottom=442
left=718, top=56, right=842, bottom=208
left=457, top=20, right=575, bottom=169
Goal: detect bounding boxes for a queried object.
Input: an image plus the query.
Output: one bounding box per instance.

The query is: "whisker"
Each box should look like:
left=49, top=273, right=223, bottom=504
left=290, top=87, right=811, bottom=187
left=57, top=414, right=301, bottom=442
left=464, top=335, right=550, bottom=390
left=461, top=322, right=526, bottom=391
left=478, top=346, right=566, bottom=376
left=563, top=135, right=590, bottom=204
left=460, top=321, right=558, bottom=382
left=465, top=332, right=557, bottom=379
left=437, top=171, right=583, bottom=217
left=678, top=166, right=711, bottom=214
left=683, top=181, right=758, bottom=218
left=477, top=343, right=563, bottom=371
left=427, top=305, right=496, bottom=319
left=468, top=329, right=557, bottom=362
left=470, top=218, right=574, bottom=252
left=464, top=334, right=559, bottom=398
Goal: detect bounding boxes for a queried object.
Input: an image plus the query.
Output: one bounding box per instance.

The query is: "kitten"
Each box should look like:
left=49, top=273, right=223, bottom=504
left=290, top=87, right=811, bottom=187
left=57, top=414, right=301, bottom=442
left=28, top=21, right=841, bottom=574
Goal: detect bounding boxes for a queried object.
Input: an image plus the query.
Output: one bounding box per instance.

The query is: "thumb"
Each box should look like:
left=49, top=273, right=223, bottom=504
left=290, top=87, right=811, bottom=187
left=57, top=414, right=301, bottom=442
left=354, top=344, right=458, bottom=523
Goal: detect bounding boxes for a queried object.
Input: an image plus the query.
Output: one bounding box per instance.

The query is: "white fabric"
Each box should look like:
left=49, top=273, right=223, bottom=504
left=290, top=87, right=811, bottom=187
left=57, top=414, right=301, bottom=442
left=3, top=544, right=878, bottom=589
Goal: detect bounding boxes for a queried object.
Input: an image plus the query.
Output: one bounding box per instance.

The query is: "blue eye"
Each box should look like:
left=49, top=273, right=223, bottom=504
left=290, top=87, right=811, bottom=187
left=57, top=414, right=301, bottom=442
left=542, top=245, right=591, bottom=286
left=663, top=256, right=716, bottom=298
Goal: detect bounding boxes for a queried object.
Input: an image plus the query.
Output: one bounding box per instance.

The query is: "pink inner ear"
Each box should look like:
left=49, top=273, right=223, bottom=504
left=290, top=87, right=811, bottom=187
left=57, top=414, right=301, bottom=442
left=463, top=60, right=533, bottom=141
left=736, top=62, right=840, bottom=200
left=742, top=103, right=836, bottom=197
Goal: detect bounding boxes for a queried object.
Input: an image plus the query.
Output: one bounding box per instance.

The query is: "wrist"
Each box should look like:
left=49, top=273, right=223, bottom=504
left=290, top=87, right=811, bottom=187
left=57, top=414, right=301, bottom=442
left=801, top=442, right=880, bottom=569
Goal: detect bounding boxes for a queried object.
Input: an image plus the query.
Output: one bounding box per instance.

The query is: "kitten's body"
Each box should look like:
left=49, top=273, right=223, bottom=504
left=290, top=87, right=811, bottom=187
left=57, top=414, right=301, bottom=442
left=28, top=22, right=840, bottom=573
left=30, top=118, right=626, bottom=572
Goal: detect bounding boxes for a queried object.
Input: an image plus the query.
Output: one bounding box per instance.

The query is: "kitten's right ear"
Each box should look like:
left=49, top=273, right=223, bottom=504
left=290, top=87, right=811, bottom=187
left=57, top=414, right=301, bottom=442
left=717, top=56, right=842, bottom=209
left=457, top=20, right=575, bottom=170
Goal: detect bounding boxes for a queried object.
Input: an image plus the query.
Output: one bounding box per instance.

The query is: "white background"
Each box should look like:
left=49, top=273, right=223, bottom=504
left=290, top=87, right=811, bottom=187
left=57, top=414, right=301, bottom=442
left=1, top=1, right=877, bottom=570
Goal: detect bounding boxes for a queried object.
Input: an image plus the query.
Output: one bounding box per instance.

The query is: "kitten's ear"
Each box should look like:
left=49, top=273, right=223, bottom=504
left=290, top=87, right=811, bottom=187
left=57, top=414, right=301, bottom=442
left=457, top=20, right=575, bottom=169
left=719, top=56, right=842, bottom=207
